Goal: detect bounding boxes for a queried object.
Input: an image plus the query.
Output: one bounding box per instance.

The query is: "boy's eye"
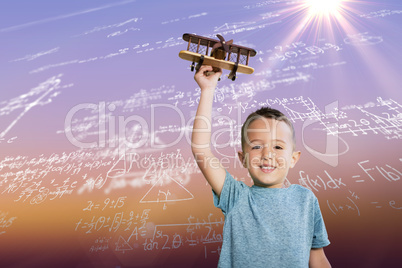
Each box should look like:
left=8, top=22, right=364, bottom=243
left=274, top=145, right=283, bottom=150
left=252, top=145, right=262, bottom=150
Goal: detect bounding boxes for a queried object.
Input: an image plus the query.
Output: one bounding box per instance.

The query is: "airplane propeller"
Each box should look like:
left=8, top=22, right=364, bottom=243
left=212, top=34, right=233, bottom=55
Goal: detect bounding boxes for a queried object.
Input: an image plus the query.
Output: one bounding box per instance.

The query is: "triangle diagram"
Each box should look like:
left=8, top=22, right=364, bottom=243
left=115, top=235, right=133, bottom=253
left=140, top=171, right=194, bottom=203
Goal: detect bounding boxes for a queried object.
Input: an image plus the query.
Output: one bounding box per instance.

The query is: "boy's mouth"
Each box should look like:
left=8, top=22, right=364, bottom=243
left=260, top=164, right=275, bottom=173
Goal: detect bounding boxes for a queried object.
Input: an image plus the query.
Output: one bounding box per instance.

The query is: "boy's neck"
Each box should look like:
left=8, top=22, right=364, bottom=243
left=253, top=182, right=286, bottom=189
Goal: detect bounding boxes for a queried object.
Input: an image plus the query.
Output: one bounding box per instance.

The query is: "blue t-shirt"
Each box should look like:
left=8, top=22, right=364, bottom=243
left=213, top=171, right=330, bottom=268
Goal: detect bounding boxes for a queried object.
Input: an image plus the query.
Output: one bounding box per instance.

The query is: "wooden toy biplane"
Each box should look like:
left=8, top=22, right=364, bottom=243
left=179, top=33, right=257, bottom=81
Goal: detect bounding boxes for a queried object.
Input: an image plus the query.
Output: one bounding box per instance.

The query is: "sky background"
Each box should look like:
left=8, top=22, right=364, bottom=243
left=0, top=0, right=401, bottom=267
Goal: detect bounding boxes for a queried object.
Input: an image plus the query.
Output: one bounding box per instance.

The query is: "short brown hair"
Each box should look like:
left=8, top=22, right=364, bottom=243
left=241, top=107, right=296, bottom=151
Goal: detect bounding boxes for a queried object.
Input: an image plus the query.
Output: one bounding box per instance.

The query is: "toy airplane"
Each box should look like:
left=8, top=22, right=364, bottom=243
left=179, top=33, right=257, bottom=81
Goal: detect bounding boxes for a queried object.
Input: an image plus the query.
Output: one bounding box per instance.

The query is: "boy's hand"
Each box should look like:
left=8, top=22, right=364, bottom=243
left=194, top=65, right=222, bottom=90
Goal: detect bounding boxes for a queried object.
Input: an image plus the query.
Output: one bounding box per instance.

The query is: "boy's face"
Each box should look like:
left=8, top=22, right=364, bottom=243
left=238, top=118, right=301, bottom=188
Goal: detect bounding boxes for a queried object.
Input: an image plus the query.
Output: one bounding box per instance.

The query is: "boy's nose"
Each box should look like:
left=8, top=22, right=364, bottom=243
left=262, top=151, right=275, bottom=160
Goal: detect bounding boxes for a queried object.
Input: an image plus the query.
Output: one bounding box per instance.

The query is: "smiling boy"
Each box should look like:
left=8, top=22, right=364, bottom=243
left=191, top=65, right=331, bottom=268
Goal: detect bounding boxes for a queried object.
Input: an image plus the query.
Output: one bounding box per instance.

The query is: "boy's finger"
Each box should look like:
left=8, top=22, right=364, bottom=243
left=206, top=67, right=222, bottom=77
left=196, top=65, right=213, bottom=73
left=212, top=67, right=222, bottom=74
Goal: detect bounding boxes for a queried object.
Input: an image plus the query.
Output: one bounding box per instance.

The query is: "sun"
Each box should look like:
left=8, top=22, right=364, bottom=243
left=306, top=0, right=343, bottom=16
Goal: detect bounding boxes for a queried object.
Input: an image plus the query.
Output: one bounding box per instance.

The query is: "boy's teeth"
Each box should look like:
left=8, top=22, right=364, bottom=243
left=261, top=166, right=274, bottom=170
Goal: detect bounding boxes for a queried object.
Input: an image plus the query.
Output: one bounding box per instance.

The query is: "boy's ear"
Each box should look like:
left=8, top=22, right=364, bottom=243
left=238, top=151, right=248, bottom=168
left=290, top=151, right=301, bottom=168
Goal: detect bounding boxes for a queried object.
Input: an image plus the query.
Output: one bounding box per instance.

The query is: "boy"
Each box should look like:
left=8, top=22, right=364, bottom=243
left=191, top=65, right=331, bottom=268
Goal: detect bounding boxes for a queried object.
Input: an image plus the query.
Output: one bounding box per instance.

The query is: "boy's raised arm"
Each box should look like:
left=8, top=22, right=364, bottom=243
left=191, top=65, right=226, bottom=197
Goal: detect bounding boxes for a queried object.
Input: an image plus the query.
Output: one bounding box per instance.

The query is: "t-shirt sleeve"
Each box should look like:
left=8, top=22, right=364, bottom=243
left=312, top=197, right=331, bottom=248
left=213, top=170, right=246, bottom=215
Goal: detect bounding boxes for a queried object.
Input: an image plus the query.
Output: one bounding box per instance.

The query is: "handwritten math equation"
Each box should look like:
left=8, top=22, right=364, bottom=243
left=359, top=9, right=402, bottom=19
left=75, top=208, right=146, bottom=235
left=75, top=204, right=224, bottom=258
left=298, top=157, right=401, bottom=217
left=280, top=96, right=402, bottom=140
left=266, top=42, right=342, bottom=62
left=326, top=190, right=361, bottom=216
left=0, top=210, right=17, bottom=236
left=327, top=191, right=402, bottom=217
